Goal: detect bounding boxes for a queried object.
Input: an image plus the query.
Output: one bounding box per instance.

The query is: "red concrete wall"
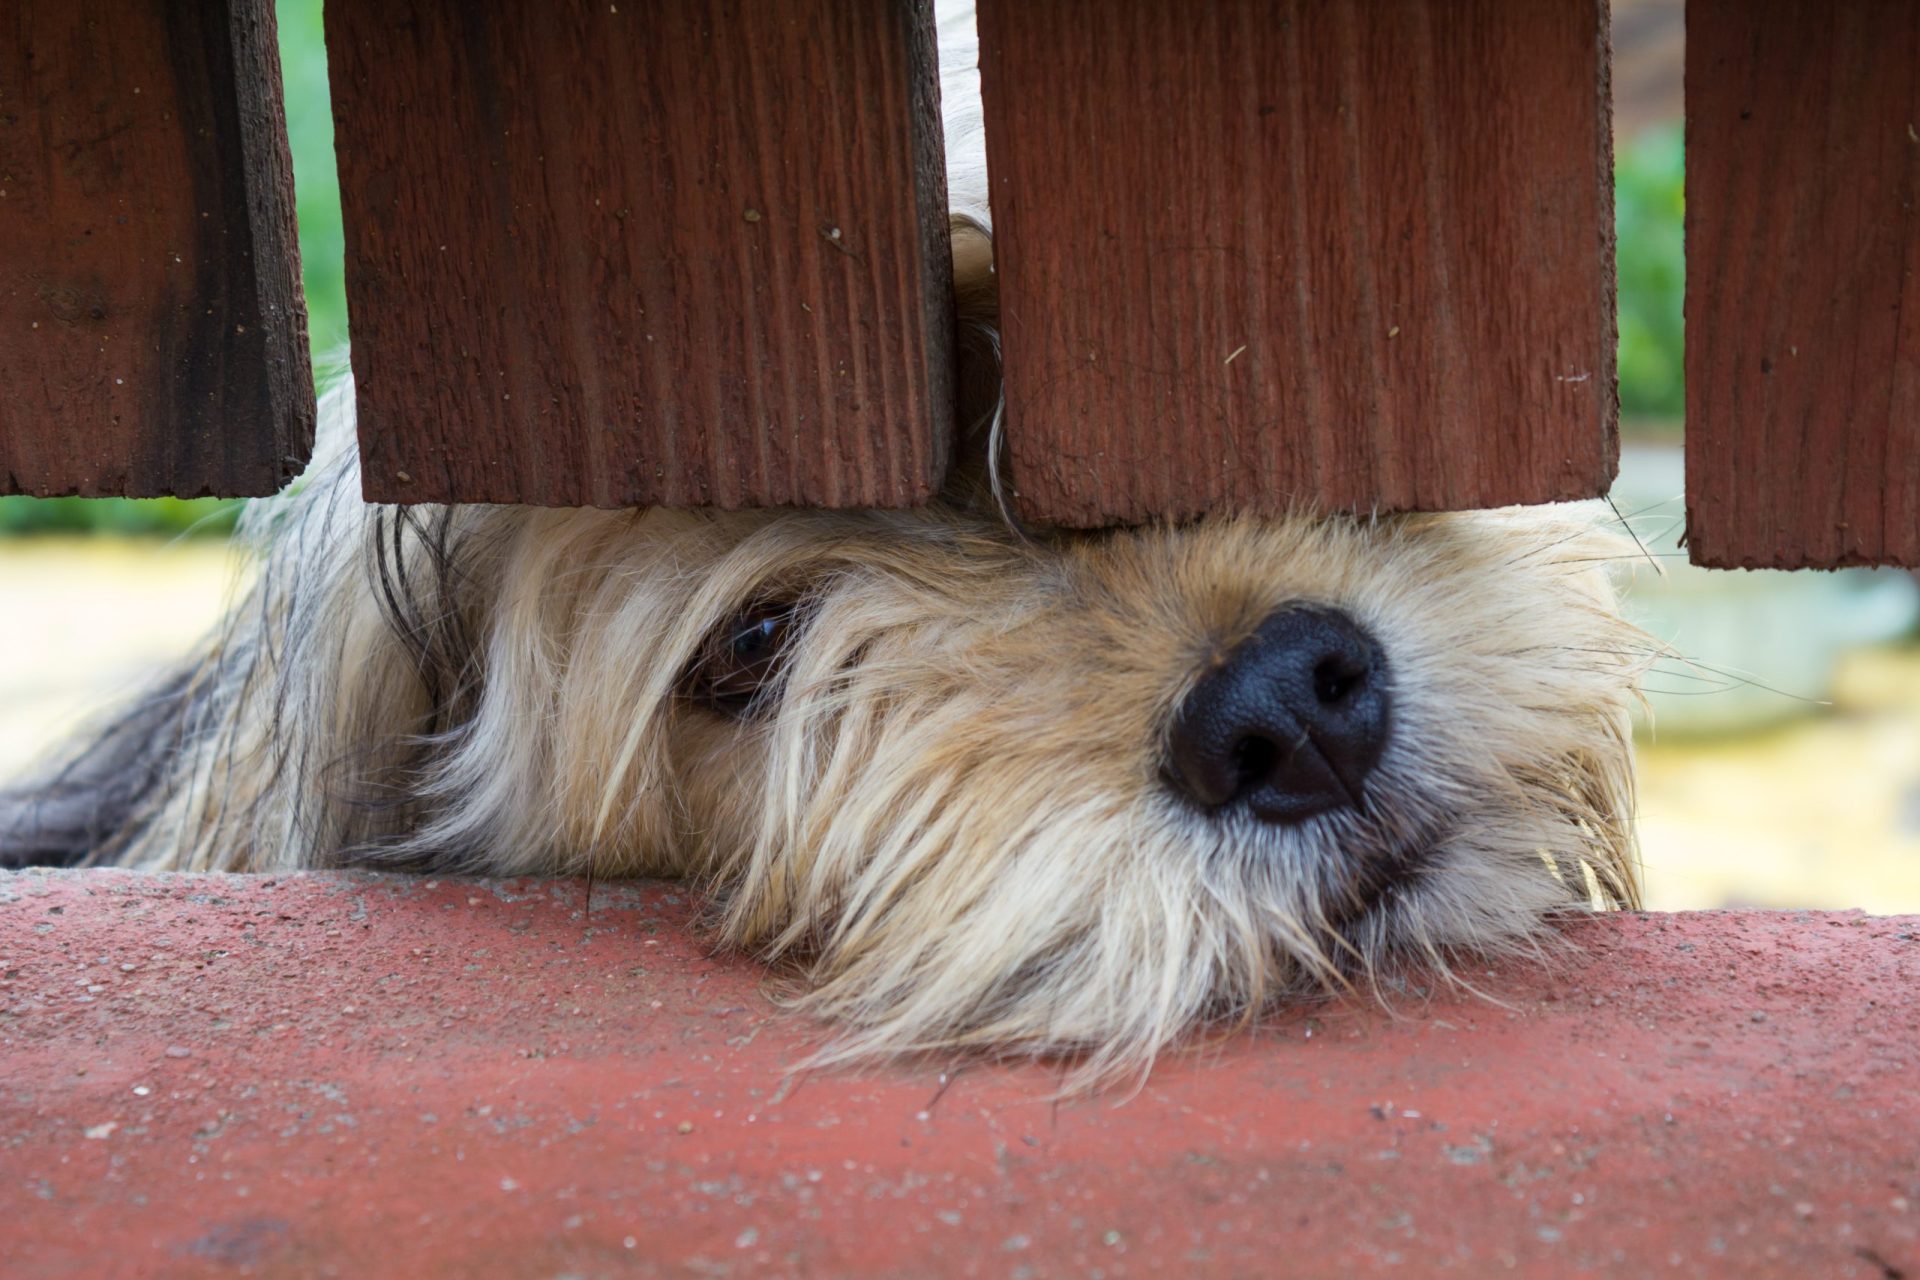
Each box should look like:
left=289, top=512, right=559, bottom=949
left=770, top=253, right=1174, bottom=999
left=3, top=870, right=1916, bottom=1278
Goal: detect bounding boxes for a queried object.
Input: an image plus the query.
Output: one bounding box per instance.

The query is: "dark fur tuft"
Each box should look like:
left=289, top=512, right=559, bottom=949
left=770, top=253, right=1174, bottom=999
left=0, top=664, right=207, bottom=868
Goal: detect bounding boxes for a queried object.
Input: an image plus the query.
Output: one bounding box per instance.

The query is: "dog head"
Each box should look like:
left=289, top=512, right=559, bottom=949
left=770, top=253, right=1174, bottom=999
left=409, top=451, right=1639, bottom=1086
left=604, top=501, right=1642, bottom=1082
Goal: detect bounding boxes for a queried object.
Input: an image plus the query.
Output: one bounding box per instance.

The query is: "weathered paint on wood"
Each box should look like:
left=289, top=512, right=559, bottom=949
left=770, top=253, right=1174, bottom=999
left=975, top=0, right=1618, bottom=527
left=327, top=0, right=953, bottom=509
left=1685, top=0, right=1920, bottom=569
left=0, top=0, right=313, bottom=498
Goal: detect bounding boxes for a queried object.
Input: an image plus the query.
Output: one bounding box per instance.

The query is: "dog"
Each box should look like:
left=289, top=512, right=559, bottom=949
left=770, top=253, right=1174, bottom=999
left=0, top=4, right=1645, bottom=1085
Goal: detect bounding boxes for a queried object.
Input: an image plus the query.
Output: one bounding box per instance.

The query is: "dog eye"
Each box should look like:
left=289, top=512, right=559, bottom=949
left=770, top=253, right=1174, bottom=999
left=693, top=602, right=799, bottom=714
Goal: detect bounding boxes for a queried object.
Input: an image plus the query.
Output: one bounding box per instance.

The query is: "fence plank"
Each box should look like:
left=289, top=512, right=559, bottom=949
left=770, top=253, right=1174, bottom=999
left=1685, top=0, right=1920, bottom=569
left=327, top=0, right=952, bottom=509
left=975, top=0, right=1616, bottom=527
left=0, top=0, right=312, bottom=498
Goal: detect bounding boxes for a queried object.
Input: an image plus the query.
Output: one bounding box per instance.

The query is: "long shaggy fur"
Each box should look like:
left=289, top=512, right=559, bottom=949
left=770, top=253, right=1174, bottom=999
left=0, top=3, right=1647, bottom=1086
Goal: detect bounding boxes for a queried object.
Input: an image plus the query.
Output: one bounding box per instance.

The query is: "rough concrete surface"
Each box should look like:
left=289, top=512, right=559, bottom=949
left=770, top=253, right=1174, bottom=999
left=2, top=870, right=1916, bottom=1278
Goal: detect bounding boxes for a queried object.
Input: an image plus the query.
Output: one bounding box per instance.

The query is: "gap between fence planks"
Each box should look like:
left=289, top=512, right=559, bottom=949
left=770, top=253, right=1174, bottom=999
left=326, top=0, right=954, bottom=510
left=1685, top=0, right=1920, bottom=570
left=0, top=0, right=313, bottom=499
left=976, top=0, right=1619, bottom=527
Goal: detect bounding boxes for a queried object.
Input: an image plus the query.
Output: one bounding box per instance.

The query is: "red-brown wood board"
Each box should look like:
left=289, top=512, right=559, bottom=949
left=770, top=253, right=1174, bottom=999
left=0, top=0, right=313, bottom=498
left=326, top=0, right=953, bottom=509
left=976, top=0, right=1618, bottom=527
left=1685, top=0, right=1920, bottom=569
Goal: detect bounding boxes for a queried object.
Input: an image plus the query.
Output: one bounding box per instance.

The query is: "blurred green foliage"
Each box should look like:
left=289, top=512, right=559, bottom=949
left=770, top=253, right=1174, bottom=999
left=1616, top=123, right=1686, bottom=432
left=0, top=495, right=243, bottom=538
left=3, top=18, right=1685, bottom=535
left=277, top=0, right=347, bottom=359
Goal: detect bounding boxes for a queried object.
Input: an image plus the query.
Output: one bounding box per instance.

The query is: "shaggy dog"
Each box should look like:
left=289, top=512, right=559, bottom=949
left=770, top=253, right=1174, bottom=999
left=0, top=5, right=1645, bottom=1084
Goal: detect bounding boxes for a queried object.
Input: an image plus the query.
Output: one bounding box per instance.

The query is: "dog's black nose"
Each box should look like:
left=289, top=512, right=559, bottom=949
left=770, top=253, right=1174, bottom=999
left=1163, top=606, right=1390, bottom=824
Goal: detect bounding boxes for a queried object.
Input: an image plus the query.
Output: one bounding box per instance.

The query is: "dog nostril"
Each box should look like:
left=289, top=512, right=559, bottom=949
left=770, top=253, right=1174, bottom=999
left=1231, top=734, right=1280, bottom=791
left=1313, top=655, right=1366, bottom=706
left=1163, top=606, right=1390, bottom=825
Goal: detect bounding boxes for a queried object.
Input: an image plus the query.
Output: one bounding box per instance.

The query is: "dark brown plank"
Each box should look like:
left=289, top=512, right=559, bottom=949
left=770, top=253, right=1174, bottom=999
left=0, top=0, right=313, bottom=498
left=1685, top=0, right=1920, bottom=569
left=975, top=0, right=1617, bottom=527
left=327, top=0, right=952, bottom=509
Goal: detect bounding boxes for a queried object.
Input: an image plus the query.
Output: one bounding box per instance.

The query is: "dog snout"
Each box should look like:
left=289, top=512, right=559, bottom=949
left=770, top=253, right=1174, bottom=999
left=1162, top=606, right=1390, bottom=825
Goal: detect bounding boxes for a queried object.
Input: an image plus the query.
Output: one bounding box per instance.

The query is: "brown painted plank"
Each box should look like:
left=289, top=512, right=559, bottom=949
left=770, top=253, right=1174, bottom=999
left=327, top=0, right=952, bottom=509
left=1685, top=0, right=1920, bottom=569
left=0, top=0, right=313, bottom=498
left=975, top=0, right=1617, bottom=527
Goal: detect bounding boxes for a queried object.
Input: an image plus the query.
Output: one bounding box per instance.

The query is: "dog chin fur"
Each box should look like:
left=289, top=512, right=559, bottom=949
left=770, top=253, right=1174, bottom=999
left=0, top=1, right=1646, bottom=1087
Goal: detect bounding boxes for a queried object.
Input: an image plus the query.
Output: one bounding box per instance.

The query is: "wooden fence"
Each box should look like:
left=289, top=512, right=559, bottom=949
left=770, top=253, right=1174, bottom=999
left=2, top=0, right=1916, bottom=567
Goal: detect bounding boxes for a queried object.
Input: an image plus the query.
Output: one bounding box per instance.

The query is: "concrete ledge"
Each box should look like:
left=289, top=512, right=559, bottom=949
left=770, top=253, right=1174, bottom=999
left=3, top=871, right=1916, bottom=1278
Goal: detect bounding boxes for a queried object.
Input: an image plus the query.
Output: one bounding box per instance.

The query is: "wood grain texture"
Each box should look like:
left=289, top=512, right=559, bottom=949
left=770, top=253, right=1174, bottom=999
left=1685, top=0, right=1920, bottom=569
left=0, top=0, right=313, bottom=498
left=976, top=0, right=1617, bottom=527
left=327, top=0, right=953, bottom=509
